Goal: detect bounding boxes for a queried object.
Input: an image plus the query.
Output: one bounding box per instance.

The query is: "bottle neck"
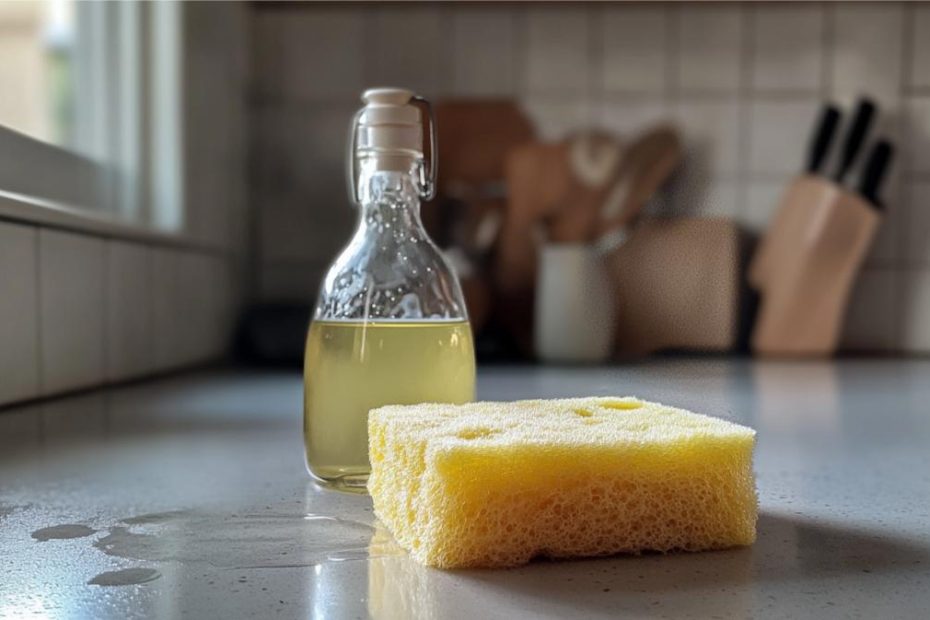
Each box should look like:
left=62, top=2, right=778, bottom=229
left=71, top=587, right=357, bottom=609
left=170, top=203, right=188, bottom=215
left=355, top=157, right=426, bottom=237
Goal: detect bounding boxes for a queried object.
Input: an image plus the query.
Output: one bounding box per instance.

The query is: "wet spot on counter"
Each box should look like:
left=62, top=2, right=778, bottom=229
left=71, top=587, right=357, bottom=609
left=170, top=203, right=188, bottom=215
left=95, top=510, right=378, bottom=569
left=89, top=567, right=161, bottom=586
left=122, top=510, right=192, bottom=525
left=31, top=524, right=96, bottom=541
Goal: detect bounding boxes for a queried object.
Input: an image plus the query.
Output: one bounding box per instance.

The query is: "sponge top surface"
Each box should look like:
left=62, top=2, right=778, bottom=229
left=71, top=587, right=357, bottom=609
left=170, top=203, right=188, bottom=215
left=370, top=397, right=754, bottom=450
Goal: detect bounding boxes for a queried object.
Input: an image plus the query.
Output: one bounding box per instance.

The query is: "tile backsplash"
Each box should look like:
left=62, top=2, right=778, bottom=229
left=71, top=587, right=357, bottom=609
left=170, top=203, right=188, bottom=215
left=0, top=219, right=235, bottom=407
left=249, top=2, right=930, bottom=353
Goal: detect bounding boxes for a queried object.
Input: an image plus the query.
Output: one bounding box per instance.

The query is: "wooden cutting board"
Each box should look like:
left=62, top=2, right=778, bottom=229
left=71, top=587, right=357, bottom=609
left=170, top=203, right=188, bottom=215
left=606, top=217, right=741, bottom=356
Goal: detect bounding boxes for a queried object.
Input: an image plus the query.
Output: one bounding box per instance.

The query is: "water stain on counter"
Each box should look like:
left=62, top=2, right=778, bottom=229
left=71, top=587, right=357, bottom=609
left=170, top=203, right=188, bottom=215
left=89, top=567, right=161, bottom=586
left=32, top=524, right=97, bottom=541
left=94, top=510, right=382, bottom=569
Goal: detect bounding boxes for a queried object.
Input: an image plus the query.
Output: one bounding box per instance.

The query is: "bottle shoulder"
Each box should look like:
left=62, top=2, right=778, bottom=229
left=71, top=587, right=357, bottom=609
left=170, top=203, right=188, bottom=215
left=316, top=230, right=467, bottom=322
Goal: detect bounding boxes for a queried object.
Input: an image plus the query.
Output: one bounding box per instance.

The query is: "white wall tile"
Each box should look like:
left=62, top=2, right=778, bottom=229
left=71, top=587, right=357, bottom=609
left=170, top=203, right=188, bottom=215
left=253, top=8, right=366, bottom=102
left=602, top=6, right=668, bottom=94
left=520, top=98, right=590, bottom=141
left=906, top=182, right=930, bottom=265
left=597, top=99, right=672, bottom=138
left=0, top=223, right=39, bottom=405
left=751, top=4, right=824, bottom=93
left=676, top=5, right=742, bottom=94
left=38, top=230, right=105, bottom=395
left=832, top=4, right=903, bottom=103
left=255, top=106, right=356, bottom=265
left=451, top=8, right=516, bottom=96
left=666, top=163, right=739, bottom=219
left=106, top=241, right=153, bottom=381
left=841, top=269, right=899, bottom=351
left=244, top=2, right=930, bottom=353
left=748, top=99, right=821, bottom=177
left=371, top=6, right=445, bottom=97
left=743, top=181, right=787, bottom=235
left=904, top=97, right=930, bottom=174
left=909, top=5, right=930, bottom=90
left=673, top=100, right=742, bottom=176
left=900, top=268, right=930, bottom=352
left=524, top=6, right=590, bottom=94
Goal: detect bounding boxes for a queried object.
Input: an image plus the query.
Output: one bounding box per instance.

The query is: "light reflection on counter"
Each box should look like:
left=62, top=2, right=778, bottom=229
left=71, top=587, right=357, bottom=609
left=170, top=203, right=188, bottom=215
left=751, top=362, right=840, bottom=434
left=366, top=521, right=754, bottom=619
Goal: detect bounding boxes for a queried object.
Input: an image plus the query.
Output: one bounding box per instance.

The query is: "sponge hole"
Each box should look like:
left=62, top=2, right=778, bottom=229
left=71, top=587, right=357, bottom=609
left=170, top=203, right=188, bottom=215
left=602, top=400, right=642, bottom=410
left=573, top=408, right=594, bottom=417
left=455, top=427, right=499, bottom=440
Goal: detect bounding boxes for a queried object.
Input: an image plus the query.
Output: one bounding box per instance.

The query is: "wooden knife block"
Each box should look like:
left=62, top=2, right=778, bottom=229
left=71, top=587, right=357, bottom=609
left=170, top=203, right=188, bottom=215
left=749, top=178, right=880, bottom=356
left=606, top=217, right=741, bottom=356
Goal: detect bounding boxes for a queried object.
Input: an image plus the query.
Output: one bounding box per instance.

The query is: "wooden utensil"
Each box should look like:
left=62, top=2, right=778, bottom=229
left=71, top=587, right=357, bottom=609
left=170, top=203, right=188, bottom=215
left=595, top=125, right=682, bottom=248
left=429, top=100, right=536, bottom=335
left=546, top=132, right=625, bottom=243
left=496, top=141, right=573, bottom=354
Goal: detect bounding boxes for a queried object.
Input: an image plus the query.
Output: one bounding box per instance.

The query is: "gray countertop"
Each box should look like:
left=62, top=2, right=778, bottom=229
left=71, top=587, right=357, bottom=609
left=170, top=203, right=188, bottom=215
left=1, top=359, right=929, bottom=619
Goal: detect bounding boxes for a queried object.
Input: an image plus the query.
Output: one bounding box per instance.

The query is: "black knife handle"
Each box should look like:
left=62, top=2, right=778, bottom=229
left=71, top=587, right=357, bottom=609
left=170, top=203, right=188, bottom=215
left=834, top=98, right=876, bottom=183
left=806, top=105, right=841, bottom=174
left=858, top=140, right=894, bottom=208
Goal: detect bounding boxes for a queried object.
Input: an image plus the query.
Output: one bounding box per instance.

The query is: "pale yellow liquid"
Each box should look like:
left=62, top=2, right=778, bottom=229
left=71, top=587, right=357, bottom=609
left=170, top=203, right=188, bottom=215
left=304, top=320, right=475, bottom=491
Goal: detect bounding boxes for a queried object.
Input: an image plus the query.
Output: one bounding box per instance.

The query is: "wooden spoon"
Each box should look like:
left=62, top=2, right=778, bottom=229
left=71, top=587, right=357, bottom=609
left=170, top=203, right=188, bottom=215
left=594, top=125, right=682, bottom=248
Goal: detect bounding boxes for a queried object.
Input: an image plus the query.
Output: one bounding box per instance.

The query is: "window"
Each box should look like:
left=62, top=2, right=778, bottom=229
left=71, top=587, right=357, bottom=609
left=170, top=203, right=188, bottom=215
left=0, top=0, right=182, bottom=230
left=0, top=0, right=74, bottom=146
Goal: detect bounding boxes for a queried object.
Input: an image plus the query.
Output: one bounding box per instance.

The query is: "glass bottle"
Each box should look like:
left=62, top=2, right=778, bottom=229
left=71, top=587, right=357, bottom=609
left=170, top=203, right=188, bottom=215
left=304, top=88, right=475, bottom=492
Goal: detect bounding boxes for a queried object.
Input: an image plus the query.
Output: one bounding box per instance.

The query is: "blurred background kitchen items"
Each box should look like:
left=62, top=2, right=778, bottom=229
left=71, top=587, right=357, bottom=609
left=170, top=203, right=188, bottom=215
left=2, top=2, right=930, bottom=414
left=535, top=242, right=616, bottom=363
left=750, top=98, right=896, bottom=356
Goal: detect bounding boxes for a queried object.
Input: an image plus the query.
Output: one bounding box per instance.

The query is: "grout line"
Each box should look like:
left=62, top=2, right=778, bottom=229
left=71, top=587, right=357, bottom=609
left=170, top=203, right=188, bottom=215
left=513, top=4, right=527, bottom=100
left=33, top=227, right=44, bottom=400
left=665, top=2, right=681, bottom=219
left=505, top=7, right=518, bottom=98
left=821, top=1, right=834, bottom=100
left=666, top=3, right=679, bottom=100
left=244, top=83, right=262, bottom=304
left=736, top=3, right=754, bottom=223
left=587, top=1, right=602, bottom=121
left=102, top=240, right=112, bottom=384
left=902, top=2, right=918, bottom=95
left=251, top=88, right=839, bottom=111
left=147, top=243, right=157, bottom=377
left=438, top=3, right=453, bottom=98
left=895, top=0, right=918, bottom=350
left=446, top=3, right=458, bottom=95
left=363, top=5, right=379, bottom=87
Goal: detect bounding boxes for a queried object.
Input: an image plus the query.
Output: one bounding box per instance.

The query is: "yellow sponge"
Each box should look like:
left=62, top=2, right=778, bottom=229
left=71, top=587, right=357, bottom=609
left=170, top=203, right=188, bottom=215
left=368, top=397, right=757, bottom=568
